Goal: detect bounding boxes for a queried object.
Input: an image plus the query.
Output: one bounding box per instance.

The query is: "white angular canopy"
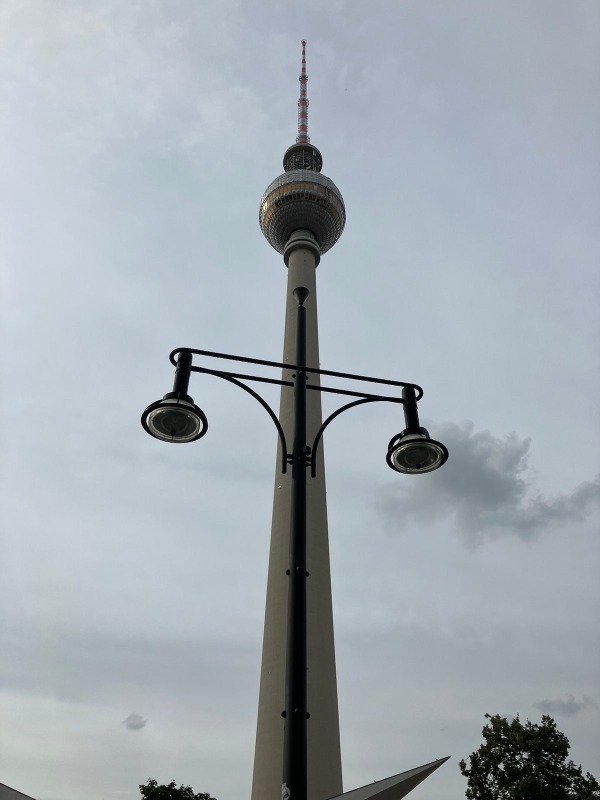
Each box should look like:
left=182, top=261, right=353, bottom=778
left=326, top=757, right=450, bottom=800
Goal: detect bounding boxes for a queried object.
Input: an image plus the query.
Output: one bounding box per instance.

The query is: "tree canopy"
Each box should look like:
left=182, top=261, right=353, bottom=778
left=139, top=778, right=216, bottom=800
left=459, top=713, right=599, bottom=799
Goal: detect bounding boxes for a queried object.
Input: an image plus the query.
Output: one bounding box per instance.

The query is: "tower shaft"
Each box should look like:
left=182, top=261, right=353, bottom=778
left=251, top=231, right=343, bottom=800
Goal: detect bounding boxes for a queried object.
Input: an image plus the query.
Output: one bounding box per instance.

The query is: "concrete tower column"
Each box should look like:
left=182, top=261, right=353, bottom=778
left=251, top=230, right=342, bottom=800
left=254, top=37, right=346, bottom=800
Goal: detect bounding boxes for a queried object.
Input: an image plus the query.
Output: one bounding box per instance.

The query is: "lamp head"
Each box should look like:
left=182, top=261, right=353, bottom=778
left=142, top=392, right=208, bottom=443
left=386, top=427, right=448, bottom=474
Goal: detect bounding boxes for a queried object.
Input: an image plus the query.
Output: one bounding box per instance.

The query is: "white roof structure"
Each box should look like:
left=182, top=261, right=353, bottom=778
left=327, top=757, right=450, bottom=800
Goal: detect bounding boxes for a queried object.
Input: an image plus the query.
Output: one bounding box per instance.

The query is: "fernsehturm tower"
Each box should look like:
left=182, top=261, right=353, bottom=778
left=140, top=38, right=450, bottom=800
left=249, top=41, right=450, bottom=800
left=252, top=40, right=346, bottom=800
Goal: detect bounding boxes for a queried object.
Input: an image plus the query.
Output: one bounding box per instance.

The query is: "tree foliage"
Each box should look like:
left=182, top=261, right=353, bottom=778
left=139, top=778, right=216, bottom=800
left=460, top=713, right=600, bottom=800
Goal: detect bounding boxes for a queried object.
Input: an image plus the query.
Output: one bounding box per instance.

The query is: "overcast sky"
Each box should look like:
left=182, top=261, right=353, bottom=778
left=1, top=2, right=599, bottom=799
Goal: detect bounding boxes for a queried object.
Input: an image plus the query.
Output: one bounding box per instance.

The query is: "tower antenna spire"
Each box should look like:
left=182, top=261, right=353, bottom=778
left=297, top=39, right=309, bottom=143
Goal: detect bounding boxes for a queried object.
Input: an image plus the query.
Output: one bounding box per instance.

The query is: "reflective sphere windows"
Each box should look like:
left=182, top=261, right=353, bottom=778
left=259, top=171, right=345, bottom=255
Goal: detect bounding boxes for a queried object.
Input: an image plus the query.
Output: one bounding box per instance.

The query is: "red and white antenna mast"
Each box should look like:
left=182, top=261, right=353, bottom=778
left=297, top=39, right=309, bottom=143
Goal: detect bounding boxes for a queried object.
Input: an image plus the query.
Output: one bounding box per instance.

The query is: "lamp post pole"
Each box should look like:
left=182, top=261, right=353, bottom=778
left=283, top=287, right=310, bottom=800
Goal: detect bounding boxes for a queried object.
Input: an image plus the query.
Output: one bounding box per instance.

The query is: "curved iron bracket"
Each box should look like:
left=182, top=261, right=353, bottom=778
left=165, top=346, right=423, bottom=478
left=190, top=366, right=290, bottom=474
left=310, top=396, right=403, bottom=478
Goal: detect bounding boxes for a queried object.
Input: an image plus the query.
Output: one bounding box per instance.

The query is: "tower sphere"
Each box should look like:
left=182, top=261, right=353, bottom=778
left=259, top=159, right=345, bottom=255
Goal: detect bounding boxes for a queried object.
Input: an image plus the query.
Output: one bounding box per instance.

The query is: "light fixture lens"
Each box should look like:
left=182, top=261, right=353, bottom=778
left=142, top=397, right=207, bottom=443
left=387, top=431, right=448, bottom=474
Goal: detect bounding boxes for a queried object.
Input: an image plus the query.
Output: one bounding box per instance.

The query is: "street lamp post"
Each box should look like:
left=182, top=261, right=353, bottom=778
left=141, top=289, right=448, bottom=800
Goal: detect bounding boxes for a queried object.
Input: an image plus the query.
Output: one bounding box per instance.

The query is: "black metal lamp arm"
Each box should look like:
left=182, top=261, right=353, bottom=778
left=167, top=347, right=424, bottom=479
left=170, top=346, right=423, bottom=400
left=184, top=360, right=291, bottom=474
left=309, top=395, right=403, bottom=478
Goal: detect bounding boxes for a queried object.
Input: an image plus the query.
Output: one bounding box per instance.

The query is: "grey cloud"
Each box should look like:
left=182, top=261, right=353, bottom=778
left=0, top=624, right=259, bottom=712
left=124, top=712, right=147, bottom=730
left=533, top=695, right=597, bottom=717
left=377, top=422, right=600, bottom=546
